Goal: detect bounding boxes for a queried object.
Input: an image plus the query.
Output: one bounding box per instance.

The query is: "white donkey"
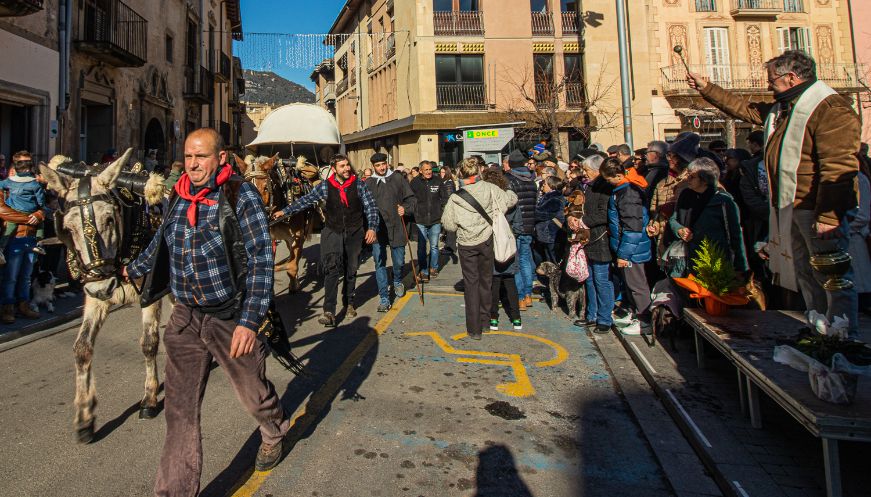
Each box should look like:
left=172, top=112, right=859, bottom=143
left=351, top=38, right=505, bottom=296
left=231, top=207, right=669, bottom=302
left=40, top=149, right=166, bottom=443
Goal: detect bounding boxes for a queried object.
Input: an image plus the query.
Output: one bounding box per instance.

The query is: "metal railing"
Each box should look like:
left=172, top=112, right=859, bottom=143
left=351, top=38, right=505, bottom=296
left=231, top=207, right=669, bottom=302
left=323, top=82, right=336, bottom=103
left=386, top=32, right=396, bottom=59
left=216, top=51, right=231, bottom=82
left=183, top=65, right=215, bottom=103
left=695, top=0, right=717, bottom=12
left=560, top=11, right=578, bottom=35
left=730, top=0, right=782, bottom=12
left=782, top=0, right=803, bottom=12
left=74, top=0, right=147, bottom=67
left=337, top=78, right=348, bottom=96
left=0, top=0, right=44, bottom=16
left=534, top=82, right=557, bottom=107
left=565, top=82, right=585, bottom=109
left=433, top=11, right=484, bottom=36
left=531, top=11, right=554, bottom=36
left=661, top=63, right=865, bottom=95
left=436, top=83, right=486, bottom=110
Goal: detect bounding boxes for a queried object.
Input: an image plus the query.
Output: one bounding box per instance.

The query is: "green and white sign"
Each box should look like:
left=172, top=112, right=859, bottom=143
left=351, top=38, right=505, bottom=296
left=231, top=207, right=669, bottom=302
left=462, top=127, right=515, bottom=152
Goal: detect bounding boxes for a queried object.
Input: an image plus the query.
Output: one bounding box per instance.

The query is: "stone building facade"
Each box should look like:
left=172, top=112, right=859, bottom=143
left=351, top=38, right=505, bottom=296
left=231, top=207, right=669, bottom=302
left=0, top=0, right=61, bottom=163
left=314, top=0, right=863, bottom=159
left=848, top=0, right=871, bottom=143
left=1, top=0, right=243, bottom=168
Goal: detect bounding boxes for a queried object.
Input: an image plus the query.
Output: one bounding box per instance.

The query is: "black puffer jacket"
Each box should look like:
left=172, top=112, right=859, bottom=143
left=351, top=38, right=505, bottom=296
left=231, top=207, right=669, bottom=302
left=505, top=168, right=537, bottom=235
left=580, top=177, right=613, bottom=263
left=410, top=175, right=450, bottom=226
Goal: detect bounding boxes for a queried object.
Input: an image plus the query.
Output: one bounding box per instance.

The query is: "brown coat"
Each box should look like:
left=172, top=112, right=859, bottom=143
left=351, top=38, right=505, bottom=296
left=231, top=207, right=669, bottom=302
left=0, top=190, right=43, bottom=238
left=647, top=171, right=689, bottom=261
left=700, top=83, right=859, bottom=225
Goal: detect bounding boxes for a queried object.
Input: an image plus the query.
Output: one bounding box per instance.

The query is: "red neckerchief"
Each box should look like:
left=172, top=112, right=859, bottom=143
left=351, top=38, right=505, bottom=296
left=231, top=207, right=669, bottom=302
left=174, top=164, right=233, bottom=226
left=462, top=175, right=479, bottom=186
left=328, top=174, right=357, bottom=207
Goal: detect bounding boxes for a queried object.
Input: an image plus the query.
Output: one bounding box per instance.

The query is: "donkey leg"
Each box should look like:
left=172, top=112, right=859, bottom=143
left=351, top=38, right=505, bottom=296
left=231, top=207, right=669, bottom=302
left=73, top=296, right=111, bottom=443
left=286, top=233, right=304, bottom=293
left=139, top=300, right=163, bottom=419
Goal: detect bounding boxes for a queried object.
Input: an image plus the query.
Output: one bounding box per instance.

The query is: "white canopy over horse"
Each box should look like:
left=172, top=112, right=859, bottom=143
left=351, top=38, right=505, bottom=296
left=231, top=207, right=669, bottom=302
left=247, top=103, right=342, bottom=156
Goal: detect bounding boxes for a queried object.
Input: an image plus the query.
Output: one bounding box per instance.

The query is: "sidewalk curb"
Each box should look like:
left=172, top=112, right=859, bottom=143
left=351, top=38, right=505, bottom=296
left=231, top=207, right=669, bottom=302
left=0, top=304, right=129, bottom=353
left=614, top=330, right=739, bottom=497
left=0, top=307, right=84, bottom=351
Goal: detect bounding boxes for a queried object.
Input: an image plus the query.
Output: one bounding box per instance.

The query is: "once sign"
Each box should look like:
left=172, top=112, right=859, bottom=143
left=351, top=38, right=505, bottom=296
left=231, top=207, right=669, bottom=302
left=462, top=126, right=515, bottom=152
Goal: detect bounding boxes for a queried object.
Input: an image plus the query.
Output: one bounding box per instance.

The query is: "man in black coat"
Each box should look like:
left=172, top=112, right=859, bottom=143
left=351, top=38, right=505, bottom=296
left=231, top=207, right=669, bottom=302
left=409, top=160, right=451, bottom=281
left=365, top=153, right=417, bottom=312
left=738, top=130, right=769, bottom=279
left=505, top=149, right=538, bottom=310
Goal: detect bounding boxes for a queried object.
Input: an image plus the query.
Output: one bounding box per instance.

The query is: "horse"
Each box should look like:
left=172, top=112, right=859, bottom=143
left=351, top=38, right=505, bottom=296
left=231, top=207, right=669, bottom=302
left=39, top=148, right=167, bottom=443
left=234, top=154, right=319, bottom=293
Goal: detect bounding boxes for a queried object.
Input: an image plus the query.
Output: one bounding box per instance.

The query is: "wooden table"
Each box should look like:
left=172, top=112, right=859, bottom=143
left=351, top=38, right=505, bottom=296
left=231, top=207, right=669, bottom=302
left=684, top=309, right=871, bottom=497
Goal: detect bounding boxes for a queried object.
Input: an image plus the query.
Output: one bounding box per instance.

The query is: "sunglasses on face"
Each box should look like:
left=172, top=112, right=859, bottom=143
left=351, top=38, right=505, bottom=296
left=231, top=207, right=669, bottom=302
left=14, top=160, right=33, bottom=167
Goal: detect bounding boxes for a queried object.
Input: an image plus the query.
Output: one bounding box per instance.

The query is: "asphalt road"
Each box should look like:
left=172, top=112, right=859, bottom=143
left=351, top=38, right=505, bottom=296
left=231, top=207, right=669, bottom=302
left=0, top=241, right=676, bottom=497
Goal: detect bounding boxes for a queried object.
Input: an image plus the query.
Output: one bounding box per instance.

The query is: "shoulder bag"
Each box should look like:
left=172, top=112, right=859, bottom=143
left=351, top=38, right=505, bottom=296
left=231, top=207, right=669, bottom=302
left=455, top=189, right=517, bottom=263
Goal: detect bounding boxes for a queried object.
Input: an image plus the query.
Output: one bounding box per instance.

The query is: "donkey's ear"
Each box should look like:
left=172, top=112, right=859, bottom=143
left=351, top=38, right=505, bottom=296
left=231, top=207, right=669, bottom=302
left=234, top=153, right=249, bottom=175
left=261, top=153, right=280, bottom=171
left=96, top=147, right=132, bottom=188
left=39, top=163, right=71, bottom=196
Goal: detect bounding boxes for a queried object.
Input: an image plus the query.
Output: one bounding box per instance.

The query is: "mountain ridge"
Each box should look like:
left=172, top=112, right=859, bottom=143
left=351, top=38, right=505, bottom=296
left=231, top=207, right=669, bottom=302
left=241, top=70, right=315, bottom=105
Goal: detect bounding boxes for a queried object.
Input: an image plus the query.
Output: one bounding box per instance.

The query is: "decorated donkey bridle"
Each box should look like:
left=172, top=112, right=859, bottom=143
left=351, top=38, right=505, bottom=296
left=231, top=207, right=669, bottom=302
left=55, top=164, right=153, bottom=284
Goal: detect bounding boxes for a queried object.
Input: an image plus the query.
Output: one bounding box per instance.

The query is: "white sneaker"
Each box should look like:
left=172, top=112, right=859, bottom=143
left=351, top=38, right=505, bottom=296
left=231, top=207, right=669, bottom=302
left=613, top=311, right=634, bottom=326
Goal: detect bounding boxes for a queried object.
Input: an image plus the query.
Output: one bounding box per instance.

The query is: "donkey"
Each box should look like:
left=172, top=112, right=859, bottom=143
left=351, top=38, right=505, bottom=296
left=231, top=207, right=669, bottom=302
left=235, top=154, right=318, bottom=293
left=39, top=148, right=166, bottom=443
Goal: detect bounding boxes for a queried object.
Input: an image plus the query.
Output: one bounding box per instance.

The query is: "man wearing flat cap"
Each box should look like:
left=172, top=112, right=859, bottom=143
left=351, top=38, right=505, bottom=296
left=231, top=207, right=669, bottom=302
left=365, top=153, right=417, bottom=312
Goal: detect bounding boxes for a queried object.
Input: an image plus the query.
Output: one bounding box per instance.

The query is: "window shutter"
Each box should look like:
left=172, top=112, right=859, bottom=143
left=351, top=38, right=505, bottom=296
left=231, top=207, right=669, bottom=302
left=777, top=27, right=790, bottom=53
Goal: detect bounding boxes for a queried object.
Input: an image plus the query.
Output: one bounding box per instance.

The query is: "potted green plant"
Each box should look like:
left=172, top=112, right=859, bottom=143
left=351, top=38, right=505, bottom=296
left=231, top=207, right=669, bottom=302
left=673, top=238, right=749, bottom=316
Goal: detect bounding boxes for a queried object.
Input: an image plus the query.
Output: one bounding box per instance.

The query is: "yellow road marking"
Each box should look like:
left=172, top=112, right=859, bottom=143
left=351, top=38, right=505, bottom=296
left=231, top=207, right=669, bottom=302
left=449, top=331, right=569, bottom=367
left=406, top=330, right=570, bottom=398
left=230, top=293, right=413, bottom=497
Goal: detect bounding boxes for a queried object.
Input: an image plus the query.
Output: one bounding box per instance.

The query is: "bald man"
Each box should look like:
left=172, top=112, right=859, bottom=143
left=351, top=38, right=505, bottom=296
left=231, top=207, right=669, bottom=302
left=125, top=128, right=289, bottom=496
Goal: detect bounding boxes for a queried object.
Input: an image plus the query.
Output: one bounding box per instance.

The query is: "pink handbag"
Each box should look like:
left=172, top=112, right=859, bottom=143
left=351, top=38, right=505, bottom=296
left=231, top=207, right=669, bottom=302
left=565, top=243, right=589, bottom=282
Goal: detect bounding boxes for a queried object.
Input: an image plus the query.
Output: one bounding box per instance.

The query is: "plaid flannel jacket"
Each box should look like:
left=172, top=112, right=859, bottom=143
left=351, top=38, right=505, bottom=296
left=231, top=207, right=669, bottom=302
left=128, top=181, right=273, bottom=331
left=280, top=178, right=380, bottom=229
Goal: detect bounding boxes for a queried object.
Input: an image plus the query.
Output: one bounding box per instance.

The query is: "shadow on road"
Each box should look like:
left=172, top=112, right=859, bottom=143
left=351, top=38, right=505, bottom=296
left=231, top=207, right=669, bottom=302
left=200, top=309, right=380, bottom=497
left=473, top=444, right=533, bottom=497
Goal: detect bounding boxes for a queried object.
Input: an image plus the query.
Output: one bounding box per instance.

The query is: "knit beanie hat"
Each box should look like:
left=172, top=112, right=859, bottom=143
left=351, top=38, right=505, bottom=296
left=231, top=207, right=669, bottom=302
left=508, top=149, right=527, bottom=169
left=668, top=133, right=701, bottom=164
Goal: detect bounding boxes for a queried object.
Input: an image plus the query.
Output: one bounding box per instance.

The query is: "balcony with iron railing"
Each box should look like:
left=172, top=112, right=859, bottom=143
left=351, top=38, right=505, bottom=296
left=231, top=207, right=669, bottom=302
left=782, top=0, right=804, bottom=12
left=531, top=11, right=554, bottom=36
left=730, top=0, right=782, bottom=17
left=323, top=82, right=336, bottom=103
left=695, top=0, right=717, bottom=13
left=385, top=32, right=396, bottom=60
left=433, top=11, right=484, bottom=36
left=337, top=78, right=349, bottom=96
left=560, top=10, right=578, bottom=36
left=74, top=0, right=147, bottom=67
left=0, top=0, right=43, bottom=16
left=436, top=83, right=486, bottom=111
left=214, top=50, right=231, bottom=83
left=565, top=82, right=585, bottom=109
left=183, top=65, right=215, bottom=104
left=660, top=63, right=865, bottom=95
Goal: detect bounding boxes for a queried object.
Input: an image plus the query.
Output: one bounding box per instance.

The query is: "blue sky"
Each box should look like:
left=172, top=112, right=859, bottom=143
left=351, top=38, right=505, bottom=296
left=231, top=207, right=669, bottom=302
left=236, top=0, right=347, bottom=90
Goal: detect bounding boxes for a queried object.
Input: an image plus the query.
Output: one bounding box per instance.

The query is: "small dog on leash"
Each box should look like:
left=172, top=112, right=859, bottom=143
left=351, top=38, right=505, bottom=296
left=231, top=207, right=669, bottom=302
left=30, top=270, right=57, bottom=313
left=536, top=261, right=586, bottom=320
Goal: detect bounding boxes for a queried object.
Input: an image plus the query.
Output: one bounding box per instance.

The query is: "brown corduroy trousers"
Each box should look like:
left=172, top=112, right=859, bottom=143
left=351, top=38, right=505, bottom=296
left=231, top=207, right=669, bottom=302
left=154, top=304, right=290, bottom=497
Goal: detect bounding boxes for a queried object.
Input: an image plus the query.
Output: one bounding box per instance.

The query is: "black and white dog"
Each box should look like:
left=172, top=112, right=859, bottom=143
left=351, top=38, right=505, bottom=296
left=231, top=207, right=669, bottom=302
left=536, top=261, right=586, bottom=321
left=30, top=270, right=57, bottom=313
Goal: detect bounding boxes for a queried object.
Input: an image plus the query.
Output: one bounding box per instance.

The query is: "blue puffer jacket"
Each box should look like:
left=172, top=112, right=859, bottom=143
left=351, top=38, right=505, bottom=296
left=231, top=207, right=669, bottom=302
left=608, top=182, right=652, bottom=264
left=505, top=168, right=537, bottom=235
